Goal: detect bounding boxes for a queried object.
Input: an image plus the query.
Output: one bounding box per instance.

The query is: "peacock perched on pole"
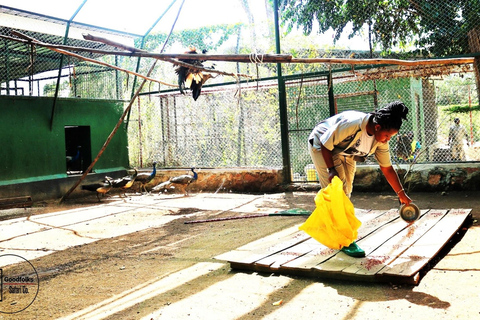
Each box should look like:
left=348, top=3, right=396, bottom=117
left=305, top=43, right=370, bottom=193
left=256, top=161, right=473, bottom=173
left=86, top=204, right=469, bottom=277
left=175, top=47, right=212, bottom=101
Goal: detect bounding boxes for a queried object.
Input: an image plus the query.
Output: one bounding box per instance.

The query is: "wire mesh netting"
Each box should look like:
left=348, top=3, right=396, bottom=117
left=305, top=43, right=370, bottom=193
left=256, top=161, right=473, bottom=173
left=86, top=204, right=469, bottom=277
left=1, top=0, right=480, bottom=182
left=129, top=83, right=282, bottom=169
left=0, top=24, right=134, bottom=98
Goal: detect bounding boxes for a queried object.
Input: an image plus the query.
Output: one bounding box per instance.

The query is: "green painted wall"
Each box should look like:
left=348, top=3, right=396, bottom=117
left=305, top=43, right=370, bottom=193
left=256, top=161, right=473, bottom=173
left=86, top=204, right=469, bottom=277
left=0, top=96, right=128, bottom=185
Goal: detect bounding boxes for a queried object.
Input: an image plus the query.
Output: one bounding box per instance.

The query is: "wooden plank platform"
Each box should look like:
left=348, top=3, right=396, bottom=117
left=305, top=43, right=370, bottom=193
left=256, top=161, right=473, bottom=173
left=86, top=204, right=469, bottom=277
left=0, top=196, right=33, bottom=210
left=215, top=208, right=471, bottom=285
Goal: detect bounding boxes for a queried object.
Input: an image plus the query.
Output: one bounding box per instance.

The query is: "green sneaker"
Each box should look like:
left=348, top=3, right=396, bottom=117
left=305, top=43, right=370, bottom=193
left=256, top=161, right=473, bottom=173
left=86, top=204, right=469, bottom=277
left=340, top=241, right=365, bottom=258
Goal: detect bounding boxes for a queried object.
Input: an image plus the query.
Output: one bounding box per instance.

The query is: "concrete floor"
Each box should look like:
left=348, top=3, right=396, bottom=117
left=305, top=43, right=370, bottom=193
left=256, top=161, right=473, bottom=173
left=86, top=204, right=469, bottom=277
left=0, top=190, right=479, bottom=319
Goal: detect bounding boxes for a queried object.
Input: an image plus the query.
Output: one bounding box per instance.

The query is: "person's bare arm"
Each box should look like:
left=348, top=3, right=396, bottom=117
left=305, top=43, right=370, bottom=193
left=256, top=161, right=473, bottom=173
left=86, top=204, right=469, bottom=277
left=379, top=165, right=412, bottom=205
left=320, top=142, right=338, bottom=182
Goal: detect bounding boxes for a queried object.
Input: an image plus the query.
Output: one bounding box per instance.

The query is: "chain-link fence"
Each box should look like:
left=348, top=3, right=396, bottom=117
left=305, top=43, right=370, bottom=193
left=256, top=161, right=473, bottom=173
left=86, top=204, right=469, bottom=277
left=0, top=22, right=133, bottom=99
left=286, top=67, right=480, bottom=182
left=128, top=81, right=283, bottom=168
left=1, top=1, right=480, bottom=181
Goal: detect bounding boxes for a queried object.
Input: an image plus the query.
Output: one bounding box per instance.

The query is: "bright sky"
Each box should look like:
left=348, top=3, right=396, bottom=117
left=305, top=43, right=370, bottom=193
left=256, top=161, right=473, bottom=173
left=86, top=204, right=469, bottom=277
left=0, top=0, right=257, bottom=35
left=1, top=0, right=370, bottom=50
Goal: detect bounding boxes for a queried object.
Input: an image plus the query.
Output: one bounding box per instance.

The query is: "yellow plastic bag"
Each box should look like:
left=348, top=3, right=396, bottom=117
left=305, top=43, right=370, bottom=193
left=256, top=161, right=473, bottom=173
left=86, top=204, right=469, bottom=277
left=299, top=176, right=361, bottom=250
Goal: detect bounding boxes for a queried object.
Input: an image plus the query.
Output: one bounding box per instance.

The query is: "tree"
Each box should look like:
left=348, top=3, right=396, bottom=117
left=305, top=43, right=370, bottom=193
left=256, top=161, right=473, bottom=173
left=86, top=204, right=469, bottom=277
left=278, top=0, right=480, bottom=57
left=414, top=0, right=480, bottom=57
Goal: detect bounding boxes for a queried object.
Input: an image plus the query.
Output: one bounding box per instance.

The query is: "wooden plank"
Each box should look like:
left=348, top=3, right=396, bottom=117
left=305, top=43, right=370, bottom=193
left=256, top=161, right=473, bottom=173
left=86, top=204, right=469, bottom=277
left=281, top=208, right=400, bottom=271
left=0, top=196, right=33, bottom=209
left=254, top=209, right=379, bottom=270
left=254, top=237, right=330, bottom=271
left=214, top=225, right=309, bottom=264
left=342, top=209, right=448, bottom=276
left=354, top=208, right=407, bottom=243
left=312, top=209, right=430, bottom=274
left=222, top=205, right=471, bottom=285
left=216, top=208, right=371, bottom=266
left=379, top=208, right=471, bottom=277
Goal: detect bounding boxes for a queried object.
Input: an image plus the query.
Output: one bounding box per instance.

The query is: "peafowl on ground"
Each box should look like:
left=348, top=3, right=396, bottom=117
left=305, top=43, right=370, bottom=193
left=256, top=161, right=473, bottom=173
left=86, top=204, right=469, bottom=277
left=105, top=168, right=138, bottom=197
left=81, top=179, right=112, bottom=201
left=135, top=162, right=157, bottom=193
left=153, top=168, right=197, bottom=196
left=120, top=168, right=138, bottom=196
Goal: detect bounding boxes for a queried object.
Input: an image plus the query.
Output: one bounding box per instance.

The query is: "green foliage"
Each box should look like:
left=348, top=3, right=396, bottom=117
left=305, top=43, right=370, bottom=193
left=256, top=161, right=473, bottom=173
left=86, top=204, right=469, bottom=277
left=42, top=79, right=71, bottom=97
left=444, top=104, right=480, bottom=113
left=415, top=0, right=480, bottom=56
left=279, top=0, right=420, bottom=53
left=42, top=82, right=57, bottom=96
left=435, top=74, right=477, bottom=106
left=278, top=0, right=480, bottom=57
left=138, top=24, right=243, bottom=52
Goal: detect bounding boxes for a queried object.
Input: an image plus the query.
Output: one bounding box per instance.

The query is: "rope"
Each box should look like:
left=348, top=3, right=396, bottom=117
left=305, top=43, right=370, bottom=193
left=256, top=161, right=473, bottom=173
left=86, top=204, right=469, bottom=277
left=249, top=52, right=264, bottom=90
left=249, top=52, right=264, bottom=64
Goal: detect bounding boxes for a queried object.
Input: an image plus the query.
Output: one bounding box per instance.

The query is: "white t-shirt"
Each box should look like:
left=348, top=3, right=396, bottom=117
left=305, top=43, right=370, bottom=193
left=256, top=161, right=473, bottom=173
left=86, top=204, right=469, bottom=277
left=340, top=130, right=375, bottom=157
left=309, top=110, right=392, bottom=167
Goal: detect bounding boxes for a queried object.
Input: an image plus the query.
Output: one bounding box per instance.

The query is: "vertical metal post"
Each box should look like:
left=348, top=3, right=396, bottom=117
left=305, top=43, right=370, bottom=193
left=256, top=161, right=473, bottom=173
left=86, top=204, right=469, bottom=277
left=236, top=27, right=245, bottom=166
left=115, top=55, right=120, bottom=100
left=468, top=28, right=480, bottom=108
left=29, top=43, right=34, bottom=95
left=50, top=0, right=88, bottom=130
left=5, top=38, right=10, bottom=94
left=274, top=0, right=291, bottom=183
left=126, top=0, right=178, bottom=129
left=368, top=23, right=378, bottom=110
left=327, top=70, right=335, bottom=116
left=160, top=97, right=166, bottom=166
left=137, top=96, right=143, bottom=167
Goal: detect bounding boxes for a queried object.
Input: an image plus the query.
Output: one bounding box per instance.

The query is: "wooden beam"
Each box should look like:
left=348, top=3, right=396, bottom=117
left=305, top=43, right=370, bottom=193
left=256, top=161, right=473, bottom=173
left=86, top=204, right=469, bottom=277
left=291, top=57, right=474, bottom=66
left=0, top=196, right=33, bottom=209
left=4, top=31, right=252, bottom=80
left=9, top=31, right=178, bottom=87
left=82, top=33, right=147, bottom=53
left=2, top=31, right=476, bottom=67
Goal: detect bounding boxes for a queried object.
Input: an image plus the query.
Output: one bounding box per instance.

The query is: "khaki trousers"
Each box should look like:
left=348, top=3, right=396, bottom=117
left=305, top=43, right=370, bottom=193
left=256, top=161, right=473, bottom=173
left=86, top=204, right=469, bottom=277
left=451, top=142, right=465, bottom=161
left=309, top=144, right=356, bottom=197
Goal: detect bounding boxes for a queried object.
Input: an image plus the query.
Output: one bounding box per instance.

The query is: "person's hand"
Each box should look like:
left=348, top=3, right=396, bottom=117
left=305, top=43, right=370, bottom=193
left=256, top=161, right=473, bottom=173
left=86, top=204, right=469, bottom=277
left=328, top=167, right=339, bottom=182
left=397, top=190, right=412, bottom=205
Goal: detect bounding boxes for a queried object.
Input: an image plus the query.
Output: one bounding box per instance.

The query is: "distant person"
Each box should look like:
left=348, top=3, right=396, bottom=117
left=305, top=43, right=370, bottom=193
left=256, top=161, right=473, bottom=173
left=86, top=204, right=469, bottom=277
left=448, top=118, right=469, bottom=161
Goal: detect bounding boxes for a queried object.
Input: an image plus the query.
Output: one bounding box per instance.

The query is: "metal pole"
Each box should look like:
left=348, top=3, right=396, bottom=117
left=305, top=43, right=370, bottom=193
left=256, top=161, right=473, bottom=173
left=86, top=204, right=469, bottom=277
left=274, top=0, right=291, bottom=183
left=115, top=55, right=120, bottom=99
left=4, top=38, right=10, bottom=94
left=126, top=0, right=178, bottom=129
left=138, top=96, right=143, bottom=167
left=327, top=70, right=335, bottom=116
left=50, top=0, right=88, bottom=130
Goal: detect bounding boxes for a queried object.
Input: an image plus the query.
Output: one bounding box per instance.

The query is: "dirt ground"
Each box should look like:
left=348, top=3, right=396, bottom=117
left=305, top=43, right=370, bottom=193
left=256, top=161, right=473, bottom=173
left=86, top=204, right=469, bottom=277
left=0, top=189, right=479, bottom=319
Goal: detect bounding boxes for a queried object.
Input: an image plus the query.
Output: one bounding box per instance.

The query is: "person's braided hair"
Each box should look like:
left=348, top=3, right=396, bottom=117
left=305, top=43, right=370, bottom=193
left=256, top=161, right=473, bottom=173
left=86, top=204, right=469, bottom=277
left=371, top=101, right=408, bottom=130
